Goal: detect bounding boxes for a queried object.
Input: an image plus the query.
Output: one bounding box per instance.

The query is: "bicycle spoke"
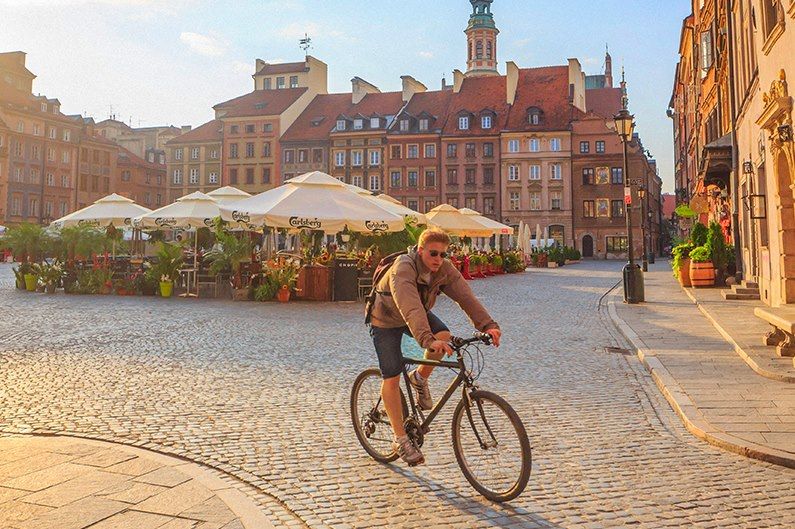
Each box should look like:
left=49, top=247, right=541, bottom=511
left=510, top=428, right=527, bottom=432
left=352, top=370, right=397, bottom=460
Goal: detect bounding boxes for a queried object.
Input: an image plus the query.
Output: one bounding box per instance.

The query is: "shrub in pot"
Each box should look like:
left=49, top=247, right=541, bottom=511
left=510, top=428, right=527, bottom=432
left=671, top=242, right=694, bottom=287
left=688, top=245, right=715, bottom=287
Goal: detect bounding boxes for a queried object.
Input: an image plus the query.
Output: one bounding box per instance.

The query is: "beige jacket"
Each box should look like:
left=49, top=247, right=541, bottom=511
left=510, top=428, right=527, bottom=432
left=369, top=248, right=499, bottom=349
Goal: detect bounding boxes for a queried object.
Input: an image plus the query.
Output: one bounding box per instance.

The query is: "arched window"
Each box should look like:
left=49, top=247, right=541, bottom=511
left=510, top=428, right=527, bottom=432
left=528, top=107, right=542, bottom=125
left=476, top=40, right=483, bottom=59
left=469, top=41, right=473, bottom=61
left=486, top=40, right=492, bottom=59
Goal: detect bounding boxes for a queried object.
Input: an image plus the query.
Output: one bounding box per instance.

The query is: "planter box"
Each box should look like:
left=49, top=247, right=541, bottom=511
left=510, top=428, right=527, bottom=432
left=296, top=265, right=332, bottom=301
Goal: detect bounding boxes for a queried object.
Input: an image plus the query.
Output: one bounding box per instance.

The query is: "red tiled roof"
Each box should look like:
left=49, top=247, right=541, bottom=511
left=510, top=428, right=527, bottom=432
left=86, top=132, right=119, bottom=147
left=399, top=90, right=453, bottom=123
left=117, top=145, right=163, bottom=169
left=254, top=61, right=307, bottom=76
left=586, top=87, right=623, bottom=119
left=344, top=91, right=404, bottom=118
left=505, top=66, right=572, bottom=131
left=281, top=93, right=354, bottom=142
left=166, top=119, right=222, bottom=144
left=443, top=75, right=509, bottom=136
left=662, top=193, right=677, bottom=218
left=213, top=88, right=308, bottom=118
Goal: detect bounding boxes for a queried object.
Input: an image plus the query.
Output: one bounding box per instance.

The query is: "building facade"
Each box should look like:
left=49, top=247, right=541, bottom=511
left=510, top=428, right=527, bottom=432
left=165, top=119, right=222, bottom=202
left=115, top=146, right=167, bottom=209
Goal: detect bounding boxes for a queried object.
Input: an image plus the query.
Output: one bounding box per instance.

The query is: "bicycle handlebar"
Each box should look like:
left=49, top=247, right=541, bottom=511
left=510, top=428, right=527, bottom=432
left=450, top=331, right=492, bottom=349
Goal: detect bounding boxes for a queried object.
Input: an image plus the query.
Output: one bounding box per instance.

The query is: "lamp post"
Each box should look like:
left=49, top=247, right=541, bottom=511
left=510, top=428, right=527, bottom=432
left=614, top=106, right=645, bottom=303
left=638, top=186, right=648, bottom=272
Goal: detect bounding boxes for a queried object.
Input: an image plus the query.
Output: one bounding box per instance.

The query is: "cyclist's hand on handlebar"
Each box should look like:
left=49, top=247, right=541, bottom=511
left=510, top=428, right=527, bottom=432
left=430, top=340, right=454, bottom=357
left=485, top=328, right=501, bottom=347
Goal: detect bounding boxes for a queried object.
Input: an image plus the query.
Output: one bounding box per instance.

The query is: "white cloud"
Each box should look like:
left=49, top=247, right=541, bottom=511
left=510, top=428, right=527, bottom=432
left=275, top=21, right=355, bottom=43
left=418, top=51, right=434, bottom=59
left=232, top=61, right=252, bottom=75
left=179, top=31, right=229, bottom=57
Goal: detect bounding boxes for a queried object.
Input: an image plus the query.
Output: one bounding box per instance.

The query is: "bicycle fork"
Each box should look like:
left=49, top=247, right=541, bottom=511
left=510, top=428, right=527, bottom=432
left=463, top=388, right=499, bottom=450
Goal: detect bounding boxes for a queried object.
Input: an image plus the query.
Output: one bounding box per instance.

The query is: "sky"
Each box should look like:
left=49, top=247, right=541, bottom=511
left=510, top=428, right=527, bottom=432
left=0, top=0, right=689, bottom=192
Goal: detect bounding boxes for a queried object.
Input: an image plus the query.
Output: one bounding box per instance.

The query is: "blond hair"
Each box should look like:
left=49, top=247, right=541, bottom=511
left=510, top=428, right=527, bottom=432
left=418, top=228, right=450, bottom=248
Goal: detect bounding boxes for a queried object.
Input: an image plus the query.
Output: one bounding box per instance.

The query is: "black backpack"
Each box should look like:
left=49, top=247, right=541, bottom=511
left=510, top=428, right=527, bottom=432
left=364, top=250, right=408, bottom=325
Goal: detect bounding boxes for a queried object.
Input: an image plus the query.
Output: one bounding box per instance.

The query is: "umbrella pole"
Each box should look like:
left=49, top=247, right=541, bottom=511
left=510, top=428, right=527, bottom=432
left=193, top=229, right=198, bottom=296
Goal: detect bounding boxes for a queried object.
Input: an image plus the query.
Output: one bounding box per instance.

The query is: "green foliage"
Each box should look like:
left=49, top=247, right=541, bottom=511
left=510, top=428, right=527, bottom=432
left=72, top=268, right=112, bottom=294
left=691, top=222, right=708, bottom=246
left=1, top=223, right=51, bottom=262
left=204, top=230, right=253, bottom=277
left=354, top=230, right=413, bottom=256
left=150, top=242, right=184, bottom=282
left=33, top=261, right=64, bottom=287
left=689, top=245, right=712, bottom=263
left=492, top=255, right=503, bottom=267
left=706, top=221, right=728, bottom=271
left=547, top=246, right=566, bottom=265
left=403, top=217, right=426, bottom=245
left=562, top=246, right=581, bottom=261
left=254, top=281, right=279, bottom=301
left=671, top=242, right=695, bottom=276
left=674, top=203, right=697, bottom=218
left=54, top=225, right=113, bottom=261
left=503, top=252, right=524, bottom=273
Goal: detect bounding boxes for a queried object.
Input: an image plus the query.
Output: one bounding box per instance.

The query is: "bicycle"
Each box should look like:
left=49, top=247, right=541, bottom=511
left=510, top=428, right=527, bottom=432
left=350, top=331, right=532, bottom=502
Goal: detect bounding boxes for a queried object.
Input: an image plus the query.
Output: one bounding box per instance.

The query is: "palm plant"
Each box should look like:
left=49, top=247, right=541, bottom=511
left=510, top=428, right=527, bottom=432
left=1, top=223, right=50, bottom=262
left=204, top=225, right=253, bottom=288
left=150, top=242, right=184, bottom=283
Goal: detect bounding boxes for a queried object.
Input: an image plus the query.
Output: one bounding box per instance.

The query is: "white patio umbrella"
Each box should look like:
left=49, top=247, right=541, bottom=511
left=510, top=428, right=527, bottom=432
left=425, top=204, right=494, bottom=237
left=133, top=191, right=222, bottom=297
left=218, top=171, right=405, bottom=234
left=207, top=186, right=251, bottom=204
left=516, top=220, right=525, bottom=251
left=459, top=208, right=514, bottom=236
left=524, top=224, right=533, bottom=253
left=372, top=194, right=427, bottom=225
left=535, top=224, right=542, bottom=249
left=50, top=193, right=152, bottom=229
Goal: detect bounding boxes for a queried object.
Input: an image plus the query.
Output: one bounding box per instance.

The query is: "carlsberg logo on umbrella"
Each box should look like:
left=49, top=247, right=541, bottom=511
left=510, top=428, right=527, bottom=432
left=289, top=216, right=322, bottom=229
left=231, top=211, right=250, bottom=223
left=155, top=217, right=177, bottom=227
left=77, top=219, right=101, bottom=227
left=365, top=220, right=389, bottom=232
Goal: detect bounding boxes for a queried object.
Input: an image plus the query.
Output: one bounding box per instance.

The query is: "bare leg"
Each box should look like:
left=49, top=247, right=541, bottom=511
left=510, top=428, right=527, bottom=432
left=417, top=330, right=451, bottom=381
left=381, top=375, right=405, bottom=438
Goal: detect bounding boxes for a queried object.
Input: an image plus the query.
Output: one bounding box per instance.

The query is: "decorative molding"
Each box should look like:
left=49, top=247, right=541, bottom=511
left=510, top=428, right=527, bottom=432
left=788, top=0, right=795, bottom=18
left=756, top=70, right=793, bottom=157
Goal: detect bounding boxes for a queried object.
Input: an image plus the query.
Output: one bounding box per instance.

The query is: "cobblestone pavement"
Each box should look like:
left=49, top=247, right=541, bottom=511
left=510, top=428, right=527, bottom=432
left=1, top=261, right=794, bottom=529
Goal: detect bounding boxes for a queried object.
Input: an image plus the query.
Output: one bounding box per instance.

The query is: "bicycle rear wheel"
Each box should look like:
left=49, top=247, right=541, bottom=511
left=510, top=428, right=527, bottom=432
left=451, top=390, right=531, bottom=502
left=350, top=367, right=408, bottom=463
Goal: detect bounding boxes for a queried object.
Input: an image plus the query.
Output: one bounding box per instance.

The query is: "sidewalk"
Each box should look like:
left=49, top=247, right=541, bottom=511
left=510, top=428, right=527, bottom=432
left=608, top=263, right=795, bottom=469
left=0, top=434, right=277, bottom=529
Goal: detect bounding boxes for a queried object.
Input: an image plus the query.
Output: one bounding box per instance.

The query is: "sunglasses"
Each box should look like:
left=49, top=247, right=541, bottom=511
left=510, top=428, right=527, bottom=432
left=428, top=250, right=448, bottom=258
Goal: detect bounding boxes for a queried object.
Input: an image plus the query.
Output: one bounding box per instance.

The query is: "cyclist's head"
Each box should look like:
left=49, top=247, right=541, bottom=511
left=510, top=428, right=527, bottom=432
left=418, top=229, right=450, bottom=272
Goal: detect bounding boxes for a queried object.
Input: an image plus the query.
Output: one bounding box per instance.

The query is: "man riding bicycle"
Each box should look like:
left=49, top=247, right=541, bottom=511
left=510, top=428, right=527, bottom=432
left=369, top=228, right=501, bottom=466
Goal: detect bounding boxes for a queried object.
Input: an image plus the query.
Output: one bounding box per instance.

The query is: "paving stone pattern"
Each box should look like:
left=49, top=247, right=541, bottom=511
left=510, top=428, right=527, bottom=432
left=1, top=261, right=794, bottom=528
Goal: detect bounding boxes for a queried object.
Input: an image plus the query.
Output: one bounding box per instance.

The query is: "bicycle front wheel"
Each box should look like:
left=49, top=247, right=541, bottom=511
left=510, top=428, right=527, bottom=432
left=451, top=390, right=531, bottom=502
left=350, top=367, right=408, bottom=463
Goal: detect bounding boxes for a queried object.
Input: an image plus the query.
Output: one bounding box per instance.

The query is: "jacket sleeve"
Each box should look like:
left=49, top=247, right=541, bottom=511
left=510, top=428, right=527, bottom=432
left=442, top=264, right=499, bottom=332
left=389, top=258, right=436, bottom=349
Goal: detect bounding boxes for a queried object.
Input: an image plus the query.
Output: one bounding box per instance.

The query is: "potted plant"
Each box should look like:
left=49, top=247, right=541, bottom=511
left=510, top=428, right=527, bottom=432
left=271, top=261, right=300, bottom=303
left=204, top=225, right=253, bottom=301
left=493, top=254, right=504, bottom=274
left=688, top=245, right=715, bottom=287
left=706, top=222, right=728, bottom=287
left=149, top=242, right=184, bottom=298
left=11, top=265, right=25, bottom=289
left=35, top=261, right=64, bottom=294
left=671, top=242, right=694, bottom=287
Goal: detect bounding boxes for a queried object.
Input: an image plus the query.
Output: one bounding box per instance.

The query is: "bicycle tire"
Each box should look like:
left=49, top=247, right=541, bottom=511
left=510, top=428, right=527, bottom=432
left=451, top=390, right=531, bottom=502
left=350, top=367, right=409, bottom=463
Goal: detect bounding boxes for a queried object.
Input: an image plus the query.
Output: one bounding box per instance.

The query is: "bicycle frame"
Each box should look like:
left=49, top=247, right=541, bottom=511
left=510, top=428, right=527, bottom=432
left=400, top=353, right=471, bottom=432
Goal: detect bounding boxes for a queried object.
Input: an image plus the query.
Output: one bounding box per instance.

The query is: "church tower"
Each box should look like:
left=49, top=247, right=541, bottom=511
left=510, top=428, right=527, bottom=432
left=604, top=45, right=613, bottom=88
left=465, top=0, right=499, bottom=77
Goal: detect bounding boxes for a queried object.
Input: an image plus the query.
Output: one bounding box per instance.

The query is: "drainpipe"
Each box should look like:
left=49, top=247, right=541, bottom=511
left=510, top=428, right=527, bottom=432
left=727, top=0, right=743, bottom=281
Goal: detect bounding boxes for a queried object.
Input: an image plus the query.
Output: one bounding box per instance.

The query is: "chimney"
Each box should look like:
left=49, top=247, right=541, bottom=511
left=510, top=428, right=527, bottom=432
left=506, top=61, right=519, bottom=106
left=453, top=69, right=465, bottom=93
left=351, top=77, right=380, bottom=104
left=255, top=58, right=265, bottom=72
left=181, top=125, right=192, bottom=134
left=401, top=75, right=427, bottom=103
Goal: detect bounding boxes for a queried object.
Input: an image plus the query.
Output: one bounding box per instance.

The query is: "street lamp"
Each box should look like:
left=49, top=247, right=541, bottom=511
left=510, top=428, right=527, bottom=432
left=614, top=106, right=645, bottom=303
left=638, top=186, right=648, bottom=272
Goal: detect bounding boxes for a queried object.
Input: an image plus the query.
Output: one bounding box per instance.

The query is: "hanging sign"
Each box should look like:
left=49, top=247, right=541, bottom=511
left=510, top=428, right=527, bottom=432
left=624, top=187, right=632, bottom=205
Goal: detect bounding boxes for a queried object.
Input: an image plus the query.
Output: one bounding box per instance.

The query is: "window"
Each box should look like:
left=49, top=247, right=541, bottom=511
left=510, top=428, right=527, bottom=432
left=230, top=125, right=239, bottom=134
left=579, top=141, right=589, bottom=153
left=612, top=199, right=625, bottom=217
left=550, top=138, right=561, bottom=151
left=583, top=200, right=595, bottom=217
left=481, top=116, right=492, bottom=129
left=529, top=138, right=540, bottom=152
left=483, top=197, right=495, bottom=215
left=61, top=175, right=69, bottom=187
left=458, top=116, right=469, bottom=130
left=298, top=149, right=308, bottom=163
left=508, top=165, right=520, bottom=181
left=189, top=168, right=199, bottom=184
left=60, top=202, right=68, bottom=216
left=483, top=167, right=494, bottom=185
left=209, top=171, right=218, bottom=184
left=550, top=164, right=562, bottom=180
left=263, top=142, right=272, bottom=157
left=582, top=168, right=595, bottom=185
left=63, top=130, right=71, bottom=141
left=30, top=168, right=39, bottom=184
left=390, top=171, right=401, bottom=188
left=31, top=145, right=39, bottom=160
left=40, top=103, right=47, bottom=112
left=465, top=168, right=476, bottom=184
left=44, top=201, right=52, bottom=218
left=276, top=77, right=285, bottom=89
left=370, top=117, right=380, bottom=129
left=447, top=197, right=459, bottom=208
left=611, top=167, right=623, bottom=184
left=606, top=236, right=628, bottom=253
left=425, top=200, right=436, bottom=212
left=408, top=171, right=418, bottom=187
left=508, top=139, right=519, bottom=153
left=46, top=172, right=54, bottom=186
left=425, top=170, right=436, bottom=187
left=595, top=140, right=605, bottom=153
left=159, top=153, right=165, bottom=164
left=246, top=142, right=255, bottom=158
left=399, top=119, right=410, bottom=132
left=336, top=119, right=346, bottom=131
left=290, top=75, right=299, bottom=88
left=465, top=143, right=476, bottom=158
left=446, top=143, right=457, bottom=158
left=229, top=168, right=238, bottom=184
left=530, top=165, right=541, bottom=180
left=11, top=196, right=20, bottom=216
left=476, top=40, right=483, bottom=58
left=550, top=191, right=562, bottom=210
left=419, top=118, right=429, bottom=131
left=391, top=145, right=402, bottom=159
left=246, top=167, right=254, bottom=184
left=29, top=198, right=39, bottom=217
left=119, top=170, right=129, bottom=182
left=369, top=150, right=380, bottom=166
left=351, top=150, right=363, bottom=166
left=354, top=119, right=364, bottom=130
left=263, top=123, right=273, bottom=133
left=245, top=124, right=255, bottom=134
left=509, top=192, right=520, bottom=211
left=335, top=151, right=345, bottom=167
left=447, top=168, right=458, bottom=184
left=48, top=127, right=56, bottom=139
left=229, top=144, right=238, bottom=158
left=263, top=78, right=272, bottom=90
left=549, top=225, right=564, bottom=246
left=173, top=169, right=182, bottom=184
left=210, top=149, right=218, bottom=159
left=191, top=147, right=201, bottom=160
left=352, top=175, right=363, bottom=188
left=262, top=168, right=271, bottom=184
left=408, top=199, right=419, bottom=211
left=486, top=40, right=492, bottom=59
left=483, top=142, right=494, bottom=158
left=33, top=124, right=40, bottom=136
left=284, top=149, right=294, bottom=163
left=174, top=148, right=183, bottom=160
left=700, top=30, right=714, bottom=71
left=369, top=175, right=380, bottom=191
left=311, top=148, right=322, bottom=163
left=530, top=192, right=541, bottom=210
left=407, top=144, right=419, bottom=159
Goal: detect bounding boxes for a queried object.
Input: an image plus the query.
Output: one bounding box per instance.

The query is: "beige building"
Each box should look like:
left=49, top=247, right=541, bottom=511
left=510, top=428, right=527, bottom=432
left=96, top=119, right=181, bottom=160
left=164, top=119, right=223, bottom=202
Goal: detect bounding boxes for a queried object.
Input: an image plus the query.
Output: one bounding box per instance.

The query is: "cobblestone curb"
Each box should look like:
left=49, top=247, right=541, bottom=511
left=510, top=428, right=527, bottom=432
left=679, top=287, right=795, bottom=383
left=607, top=300, right=795, bottom=470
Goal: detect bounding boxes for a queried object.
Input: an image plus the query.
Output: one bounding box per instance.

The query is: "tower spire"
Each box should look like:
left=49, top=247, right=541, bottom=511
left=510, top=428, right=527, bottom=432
left=604, top=43, right=613, bottom=88
left=465, top=0, right=499, bottom=77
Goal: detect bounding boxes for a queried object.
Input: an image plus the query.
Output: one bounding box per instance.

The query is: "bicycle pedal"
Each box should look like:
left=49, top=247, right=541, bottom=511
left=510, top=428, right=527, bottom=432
left=407, top=457, right=425, bottom=467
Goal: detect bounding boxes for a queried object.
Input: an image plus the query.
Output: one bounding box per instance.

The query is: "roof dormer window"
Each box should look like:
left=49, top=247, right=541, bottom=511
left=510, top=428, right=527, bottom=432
left=419, top=118, right=429, bottom=131
left=458, top=116, right=469, bottom=130
left=336, top=119, right=346, bottom=131
left=370, top=117, right=380, bottom=129
left=40, top=103, right=47, bottom=112
left=528, top=107, right=542, bottom=125
left=481, top=115, right=492, bottom=129
left=354, top=118, right=363, bottom=130
left=399, top=119, right=410, bottom=132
